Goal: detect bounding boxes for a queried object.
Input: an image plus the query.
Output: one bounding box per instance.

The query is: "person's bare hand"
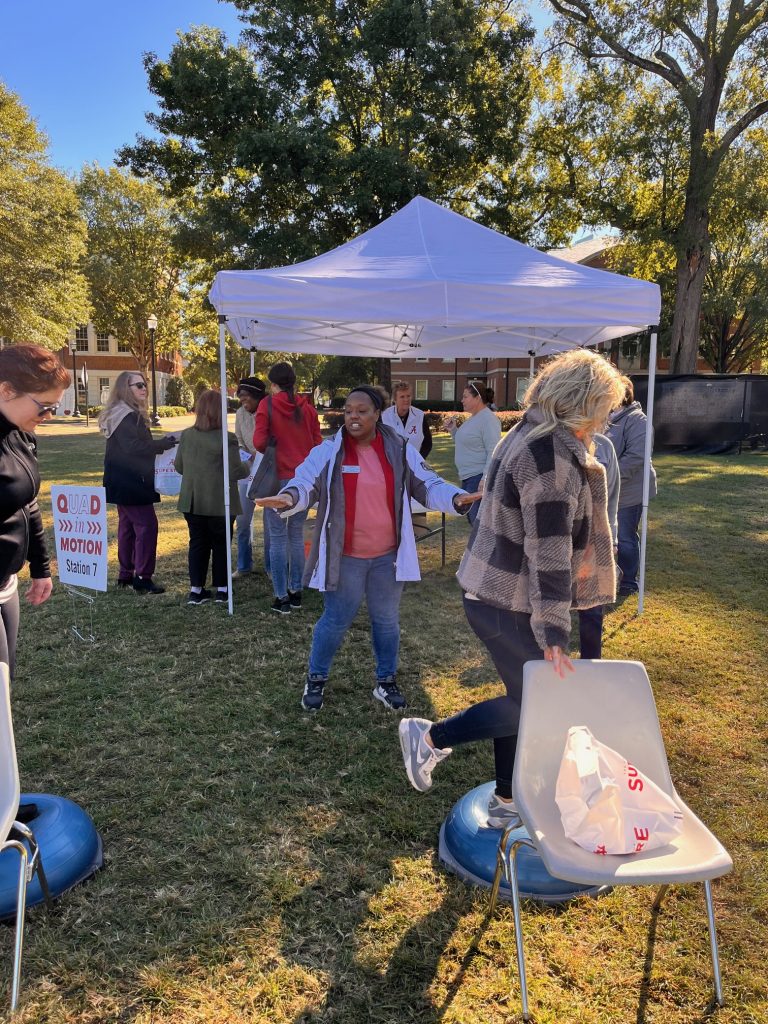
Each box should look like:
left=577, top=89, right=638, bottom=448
left=26, top=577, right=53, bottom=606
left=254, top=494, right=294, bottom=510
left=454, top=491, right=483, bottom=506
left=544, top=645, right=575, bottom=678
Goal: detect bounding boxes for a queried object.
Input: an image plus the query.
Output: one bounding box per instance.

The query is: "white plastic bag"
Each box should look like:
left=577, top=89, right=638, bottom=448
left=154, top=447, right=182, bottom=497
left=555, top=726, right=684, bottom=856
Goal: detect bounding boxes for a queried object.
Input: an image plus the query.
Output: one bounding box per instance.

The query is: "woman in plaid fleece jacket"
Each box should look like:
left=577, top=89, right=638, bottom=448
left=399, top=349, right=626, bottom=828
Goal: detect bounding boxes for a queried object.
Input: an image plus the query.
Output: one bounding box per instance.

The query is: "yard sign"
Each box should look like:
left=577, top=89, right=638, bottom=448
left=51, top=485, right=108, bottom=592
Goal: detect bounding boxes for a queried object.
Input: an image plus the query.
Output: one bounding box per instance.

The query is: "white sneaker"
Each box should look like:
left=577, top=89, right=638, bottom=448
left=398, top=718, right=452, bottom=792
left=486, top=793, right=521, bottom=829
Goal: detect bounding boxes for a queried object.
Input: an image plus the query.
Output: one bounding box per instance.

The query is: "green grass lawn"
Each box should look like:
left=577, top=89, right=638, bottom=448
left=2, top=422, right=767, bottom=1023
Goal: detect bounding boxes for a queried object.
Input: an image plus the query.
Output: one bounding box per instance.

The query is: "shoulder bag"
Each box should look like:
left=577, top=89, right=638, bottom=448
left=248, top=396, right=280, bottom=499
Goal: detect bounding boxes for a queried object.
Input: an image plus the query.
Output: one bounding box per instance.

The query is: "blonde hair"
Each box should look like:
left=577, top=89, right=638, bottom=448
left=98, top=370, right=148, bottom=428
left=523, top=349, right=624, bottom=440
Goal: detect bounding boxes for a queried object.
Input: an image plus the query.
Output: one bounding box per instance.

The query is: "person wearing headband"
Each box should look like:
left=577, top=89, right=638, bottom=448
left=444, top=381, right=501, bottom=525
left=256, top=385, right=480, bottom=713
left=253, top=362, right=322, bottom=614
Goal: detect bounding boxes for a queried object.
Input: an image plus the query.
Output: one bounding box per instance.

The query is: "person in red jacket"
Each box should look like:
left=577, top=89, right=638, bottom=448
left=254, top=362, right=322, bottom=613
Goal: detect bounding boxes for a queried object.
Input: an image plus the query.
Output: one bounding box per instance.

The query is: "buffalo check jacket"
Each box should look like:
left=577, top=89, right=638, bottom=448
left=457, top=407, right=616, bottom=652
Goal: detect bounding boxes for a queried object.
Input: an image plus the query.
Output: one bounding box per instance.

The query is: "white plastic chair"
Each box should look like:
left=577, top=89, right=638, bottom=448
left=488, top=659, right=733, bottom=1021
left=0, top=662, right=49, bottom=1014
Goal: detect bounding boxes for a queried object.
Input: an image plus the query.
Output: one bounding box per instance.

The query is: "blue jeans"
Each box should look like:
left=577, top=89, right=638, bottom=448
left=578, top=605, right=604, bottom=659
left=308, top=553, right=404, bottom=680
left=462, top=473, right=483, bottom=525
left=265, top=478, right=307, bottom=598
left=236, top=478, right=270, bottom=574
left=430, top=597, right=543, bottom=798
left=617, top=504, right=643, bottom=592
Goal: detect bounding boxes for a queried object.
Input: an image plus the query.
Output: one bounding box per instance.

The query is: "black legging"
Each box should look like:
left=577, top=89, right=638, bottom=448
left=0, top=589, right=21, bottom=680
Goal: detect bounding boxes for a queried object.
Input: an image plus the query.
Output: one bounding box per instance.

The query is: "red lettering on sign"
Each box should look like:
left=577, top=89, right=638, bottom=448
left=56, top=494, right=68, bottom=512
left=90, top=495, right=100, bottom=514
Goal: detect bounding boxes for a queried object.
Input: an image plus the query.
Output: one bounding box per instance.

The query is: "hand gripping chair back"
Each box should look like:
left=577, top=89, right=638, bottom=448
left=489, top=659, right=732, bottom=1021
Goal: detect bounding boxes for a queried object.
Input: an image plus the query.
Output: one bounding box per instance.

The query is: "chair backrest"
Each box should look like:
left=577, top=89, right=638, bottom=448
left=514, top=660, right=675, bottom=824
left=0, top=662, right=20, bottom=843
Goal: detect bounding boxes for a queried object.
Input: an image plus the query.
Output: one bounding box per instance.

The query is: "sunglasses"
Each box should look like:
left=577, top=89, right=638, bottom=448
left=130, top=381, right=148, bottom=390
left=27, top=394, right=60, bottom=417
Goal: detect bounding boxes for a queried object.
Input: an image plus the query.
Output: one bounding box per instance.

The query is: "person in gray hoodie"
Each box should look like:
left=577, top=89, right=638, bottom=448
left=606, top=376, right=657, bottom=595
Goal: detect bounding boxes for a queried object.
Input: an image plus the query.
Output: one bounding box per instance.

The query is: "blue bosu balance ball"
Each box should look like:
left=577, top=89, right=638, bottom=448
left=0, top=794, right=103, bottom=921
left=439, top=781, right=605, bottom=905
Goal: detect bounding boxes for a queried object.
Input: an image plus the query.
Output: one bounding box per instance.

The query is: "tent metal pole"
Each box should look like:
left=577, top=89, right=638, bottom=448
left=528, top=350, right=535, bottom=379
left=219, top=316, right=234, bottom=615
left=638, top=326, right=658, bottom=615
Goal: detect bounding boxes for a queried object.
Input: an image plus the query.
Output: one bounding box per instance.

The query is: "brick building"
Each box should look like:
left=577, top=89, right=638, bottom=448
left=57, top=323, right=182, bottom=412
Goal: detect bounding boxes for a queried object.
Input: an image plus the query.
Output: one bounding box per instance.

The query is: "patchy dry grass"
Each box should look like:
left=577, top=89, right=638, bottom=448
left=1, top=421, right=766, bottom=1022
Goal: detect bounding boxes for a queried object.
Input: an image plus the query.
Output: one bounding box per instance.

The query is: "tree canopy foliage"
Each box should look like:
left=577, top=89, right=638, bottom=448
left=78, top=165, right=181, bottom=375
left=544, top=0, right=768, bottom=372
left=120, top=1, right=580, bottom=271
left=0, top=83, right=89, bottom=347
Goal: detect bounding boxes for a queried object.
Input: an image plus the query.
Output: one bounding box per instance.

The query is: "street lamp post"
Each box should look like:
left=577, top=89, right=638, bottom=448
left=147, top=314, right=160, bottom=427
left=70, top=344, right=81, bottom=417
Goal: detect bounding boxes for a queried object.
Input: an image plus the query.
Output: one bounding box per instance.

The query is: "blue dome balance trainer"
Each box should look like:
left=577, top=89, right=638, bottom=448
left=0, top=795, right=103, bottom=921
left=438, top=782, right=606, bottom=905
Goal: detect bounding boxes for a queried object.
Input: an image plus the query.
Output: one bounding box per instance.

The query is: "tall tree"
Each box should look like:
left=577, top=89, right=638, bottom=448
left=0, top=83, right=89, bottom=346
left=120, top=2, right=561, bottom=272
left=545, top=0, right=768, bottom=373
left=78, top=165, right=181, bottom=375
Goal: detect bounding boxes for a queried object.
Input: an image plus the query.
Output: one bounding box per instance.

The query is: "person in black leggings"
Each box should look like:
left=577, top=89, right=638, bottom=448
left=0, top=345, right=70, bottom=678
left=399, top=349, right=626, bottom=828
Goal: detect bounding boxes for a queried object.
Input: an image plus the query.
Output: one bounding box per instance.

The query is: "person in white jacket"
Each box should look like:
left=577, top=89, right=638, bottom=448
left=256, top=386, right=480, bottom=712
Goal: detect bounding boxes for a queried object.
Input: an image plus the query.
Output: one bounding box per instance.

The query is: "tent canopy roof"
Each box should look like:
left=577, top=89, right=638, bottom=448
left=209, top=196, right=660, bottom=358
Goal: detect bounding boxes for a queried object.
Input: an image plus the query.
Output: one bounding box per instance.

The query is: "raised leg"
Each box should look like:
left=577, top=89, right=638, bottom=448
left=704, top=879, right=724, bottom=1006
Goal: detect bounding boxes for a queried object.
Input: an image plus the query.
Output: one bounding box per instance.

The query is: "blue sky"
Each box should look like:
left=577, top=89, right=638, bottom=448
left=1, top=0, right=244, bottom=173
left=2, top=1, right=552, bottom=176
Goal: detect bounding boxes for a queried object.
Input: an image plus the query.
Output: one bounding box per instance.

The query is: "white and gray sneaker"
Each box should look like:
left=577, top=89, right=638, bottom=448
left=398, top=718, right=452, bottom=792
left=486, top=793, right=521, bottom=829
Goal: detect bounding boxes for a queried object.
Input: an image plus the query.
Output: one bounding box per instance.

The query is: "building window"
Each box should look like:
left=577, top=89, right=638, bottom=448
left=442, top=380, right=455, bottom=401
left=442, top=358, right=454, bottom=363
left=415, top=380, right=428, bottom=401
left=415, top=357, right=429, bottom=363
left=75, top=325, right=89, bottom=352
left=99, top=377, right=110, bottom=391
left=117, top=337, right=131, bottom=353
left=390, top=357, right=401, bottom=362
left=469, top=357, right=482, bottom=363
left=516, top=377, right=531, bottom=405
left=96, top=332, right=110, bottom=352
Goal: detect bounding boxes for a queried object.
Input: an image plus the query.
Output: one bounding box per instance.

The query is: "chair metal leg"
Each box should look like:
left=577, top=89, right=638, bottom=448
left=703, top=880, right=724, bottom=1006
left=508, top=840, right=533, bottom=1023
left=11, top=821, right=52, bottom=909
left=488, top=824, right=517, bottom=919
left=4, top=839, right=29, bottom=1013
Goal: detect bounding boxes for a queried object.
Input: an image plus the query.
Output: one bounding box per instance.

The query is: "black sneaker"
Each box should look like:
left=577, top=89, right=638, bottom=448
left=271, top=597, right=291, bottom=615
left=116, top=579, right=133, bottom=589
left=215, top=590, right=229, bottom=604
left=302, top=674, right=326, bottom=711
left=187, top=589, right=212, bottom=605
left=373, top=676, right=407, bottom=711
left=288, top=589, right=302, bottom=610
left=133, top=576, right=165, bottom=594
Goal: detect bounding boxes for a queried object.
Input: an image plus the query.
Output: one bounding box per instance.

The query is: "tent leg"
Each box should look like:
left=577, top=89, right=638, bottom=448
left=218, top=316, right=234, bottom=615
left=638, top=327, right=658, bottom=615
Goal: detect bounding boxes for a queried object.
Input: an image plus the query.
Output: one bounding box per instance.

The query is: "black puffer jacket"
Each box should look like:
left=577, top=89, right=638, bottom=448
left=0, top=411, right=50, bottom=588
left=103, top=409, right=176, bottom=506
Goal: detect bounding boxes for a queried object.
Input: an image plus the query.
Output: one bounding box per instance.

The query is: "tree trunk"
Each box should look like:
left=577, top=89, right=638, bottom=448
left=377, top=358, right=392, bottom=393
left=668, top=221, right=709, bottom=375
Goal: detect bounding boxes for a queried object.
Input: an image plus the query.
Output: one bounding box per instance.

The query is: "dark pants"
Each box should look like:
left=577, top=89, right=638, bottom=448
left=0, top=590, right=20, bottom=680
left=578, top=605, right=604, bottom=659
left=185, top=514, right=234, bottom=588
left=461, top=474, right=483, bottom=526
left=430, top=597, right=542, bottom=798
left=117, top=504, right=159, bottom=580
left=617, top=503, right=643, bottom=593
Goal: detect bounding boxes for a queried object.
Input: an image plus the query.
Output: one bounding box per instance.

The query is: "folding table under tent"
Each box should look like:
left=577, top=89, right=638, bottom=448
left=209, top=195, right=661, bottom=614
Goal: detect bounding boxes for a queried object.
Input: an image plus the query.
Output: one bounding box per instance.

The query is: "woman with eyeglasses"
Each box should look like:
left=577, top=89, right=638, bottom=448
left=99, top=371, right=177, bottom=593
left=0, top=345, right=70, bottom=678
left=444, top=382, right=502, bottom=525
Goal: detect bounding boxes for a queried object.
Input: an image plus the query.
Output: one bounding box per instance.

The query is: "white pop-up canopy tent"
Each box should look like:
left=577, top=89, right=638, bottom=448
left=209, top=196, right=661, bottom=613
